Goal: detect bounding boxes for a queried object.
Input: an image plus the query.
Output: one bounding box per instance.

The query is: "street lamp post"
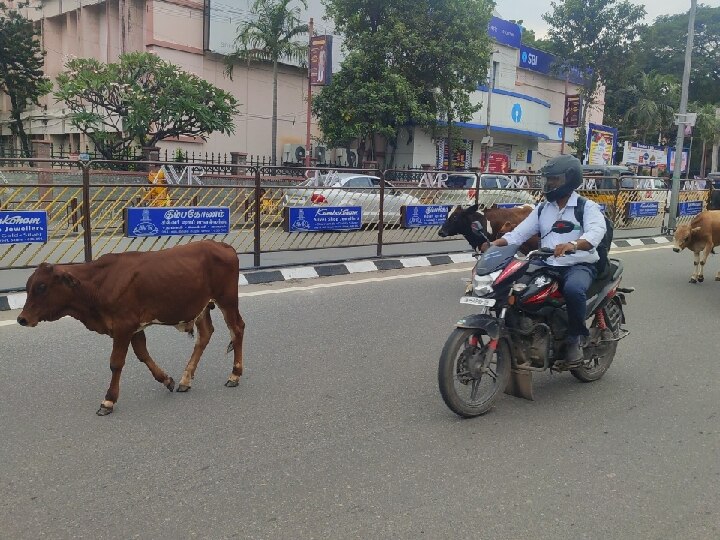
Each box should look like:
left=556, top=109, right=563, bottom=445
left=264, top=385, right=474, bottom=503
left=666, top=0, right=697, bottom=233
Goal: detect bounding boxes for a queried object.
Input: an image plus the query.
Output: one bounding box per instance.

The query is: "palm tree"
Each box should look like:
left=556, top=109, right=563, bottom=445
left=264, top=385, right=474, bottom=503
left=225, top=0, right=309, bottom=165
left=623, top=71, right=680, bottom=145
left=694, top=103, right=720, bottom=175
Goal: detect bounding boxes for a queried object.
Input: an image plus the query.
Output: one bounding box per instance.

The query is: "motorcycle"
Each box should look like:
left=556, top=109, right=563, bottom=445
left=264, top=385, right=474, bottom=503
left=438, top=236, right=633, bottom=418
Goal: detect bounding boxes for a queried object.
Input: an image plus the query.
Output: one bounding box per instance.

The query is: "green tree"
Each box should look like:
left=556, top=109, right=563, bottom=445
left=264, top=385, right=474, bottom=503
left=542, top=0, right=646, bottom=159
left=693, top=103, right=720, bottom=174
left=312, top=51, right=428, bottom=163
left=622, top=72, right=680, bottom=145
left=635, top=5, right=720, bottom=105
left=320, top=0, right=493, bottom=167
left=55, top=52, right=239, bottom=160
left=0, top=1, right=52, bottom=158
left=225, top=0, right=308, bottom=165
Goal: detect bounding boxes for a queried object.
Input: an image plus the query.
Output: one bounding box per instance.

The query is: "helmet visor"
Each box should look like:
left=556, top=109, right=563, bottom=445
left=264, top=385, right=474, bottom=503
left=541, top=172, right=567, bottom=194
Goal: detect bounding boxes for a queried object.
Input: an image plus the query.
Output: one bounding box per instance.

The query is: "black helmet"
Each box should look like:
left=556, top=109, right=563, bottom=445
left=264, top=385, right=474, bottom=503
left=540, top=155, right=583, bottom=202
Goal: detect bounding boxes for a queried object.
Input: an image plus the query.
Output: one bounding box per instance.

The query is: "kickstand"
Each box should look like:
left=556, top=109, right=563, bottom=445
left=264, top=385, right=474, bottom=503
left=504, top=368, right=534, bottom=401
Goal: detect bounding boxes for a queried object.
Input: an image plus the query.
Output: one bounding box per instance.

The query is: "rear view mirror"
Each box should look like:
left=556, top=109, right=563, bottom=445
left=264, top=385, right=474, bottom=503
left=551, top=220, right=575, bottom=234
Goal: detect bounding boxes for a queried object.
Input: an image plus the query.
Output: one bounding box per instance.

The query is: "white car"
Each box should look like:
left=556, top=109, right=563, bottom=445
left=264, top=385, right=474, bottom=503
left=433, top=173, right=537, bottom=207
left=282, top=172, right=420, bottom=222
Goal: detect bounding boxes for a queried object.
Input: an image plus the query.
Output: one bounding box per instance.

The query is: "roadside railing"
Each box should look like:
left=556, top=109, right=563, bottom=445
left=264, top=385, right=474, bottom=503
left=0, top=158, right=709, bottom=271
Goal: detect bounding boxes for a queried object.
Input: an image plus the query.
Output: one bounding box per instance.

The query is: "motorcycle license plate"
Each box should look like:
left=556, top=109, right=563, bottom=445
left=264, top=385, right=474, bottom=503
left=459, top=296, right=496, bottom=307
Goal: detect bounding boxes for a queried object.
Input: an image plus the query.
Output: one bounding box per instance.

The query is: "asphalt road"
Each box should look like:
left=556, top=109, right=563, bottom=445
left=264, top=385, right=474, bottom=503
left=1, top=244, right=718, bottom=539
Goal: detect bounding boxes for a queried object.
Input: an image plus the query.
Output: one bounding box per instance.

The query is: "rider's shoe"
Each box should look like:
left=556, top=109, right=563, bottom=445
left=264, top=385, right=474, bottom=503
left=557, top=337, right=586, bottom=368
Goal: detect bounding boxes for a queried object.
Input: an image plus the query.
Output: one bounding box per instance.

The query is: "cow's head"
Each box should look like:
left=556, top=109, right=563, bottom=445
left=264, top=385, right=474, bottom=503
left=673, top=224, right=701, bottom=252
left=439, top=204, right=483, bottom=236
left=17, top=263, right=80, bottom=327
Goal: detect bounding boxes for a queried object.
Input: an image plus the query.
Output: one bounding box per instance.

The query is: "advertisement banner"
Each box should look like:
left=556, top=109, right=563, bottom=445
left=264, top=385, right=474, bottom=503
left=626, top=201, right=659, bottom=218
left=124, top=207, right=230, bottom=238
left=563, top=95, right=581, bottom=128
left=621, top=142, right=668, bottom=170
left=401, top=205, right=453, bottom=228
left=0, top=211, right=48, bottom=244
left=286, top=206, right=362, bottom=232
left=667, top=148, right=689, bottom=174
left=585, top=123, right=618, bottom=166
left=436, top=139, right=473, bottom=170
left=310, top=35, right=333, bottom=86
left=678, top=201, right=703, bottom=216
left=487, top=17, right=521, bottom=49
left=480, top=152, right=510, bottom=174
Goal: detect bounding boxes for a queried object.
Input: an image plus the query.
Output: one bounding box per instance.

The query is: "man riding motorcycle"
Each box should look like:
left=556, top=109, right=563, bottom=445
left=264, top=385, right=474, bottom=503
left=485, top=154, right=606, bottom=366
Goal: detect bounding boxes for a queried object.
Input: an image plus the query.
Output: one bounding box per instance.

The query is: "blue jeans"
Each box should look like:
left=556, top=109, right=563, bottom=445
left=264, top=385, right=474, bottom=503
left=556, top=264, right=596, bottom=340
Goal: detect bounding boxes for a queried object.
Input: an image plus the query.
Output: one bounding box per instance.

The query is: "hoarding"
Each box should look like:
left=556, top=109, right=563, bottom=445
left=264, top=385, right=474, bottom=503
left=585, top=123, right=618, bottom=166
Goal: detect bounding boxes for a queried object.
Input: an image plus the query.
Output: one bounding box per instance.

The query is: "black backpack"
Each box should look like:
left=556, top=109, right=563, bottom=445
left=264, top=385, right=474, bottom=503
left=537, top=196, right=613, bottom=273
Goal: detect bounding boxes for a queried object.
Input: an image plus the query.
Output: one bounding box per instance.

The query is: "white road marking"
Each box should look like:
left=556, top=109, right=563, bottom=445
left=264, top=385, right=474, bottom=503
left=281, top=266, right=319, bottom=280
left=401, top=257, right=431, bottom=268
left=626, top=238, right=644, bottom=246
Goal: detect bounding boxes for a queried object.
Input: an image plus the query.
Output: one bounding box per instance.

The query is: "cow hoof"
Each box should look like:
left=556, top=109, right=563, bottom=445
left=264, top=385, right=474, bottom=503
left=698, top=276, right=705, bottom=282
left=224, top=379, right=239, bottom=388
left=164, top=377, right=175, bottom=392
left=689, top=278, right=697, bottom=283
left=715, top=277, right=720, bottom=281
left=96, top=405, right=113, bottom=416
left=177, top=384, right=191, bottom=392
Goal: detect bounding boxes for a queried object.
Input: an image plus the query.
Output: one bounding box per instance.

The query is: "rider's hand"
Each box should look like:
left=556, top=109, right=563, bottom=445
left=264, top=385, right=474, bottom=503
left=554, top=243, right=577, bottom=257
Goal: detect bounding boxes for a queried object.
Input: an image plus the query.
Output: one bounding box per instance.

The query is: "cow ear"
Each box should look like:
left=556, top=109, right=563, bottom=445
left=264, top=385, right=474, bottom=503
left=60, top=271, right=79, bottom=289
left=39, top=262, right=53, bottom=271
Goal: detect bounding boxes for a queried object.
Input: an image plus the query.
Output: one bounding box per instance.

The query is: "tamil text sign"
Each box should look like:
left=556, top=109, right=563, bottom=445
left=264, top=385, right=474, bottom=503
left=124, top=207, right=230, bottom=237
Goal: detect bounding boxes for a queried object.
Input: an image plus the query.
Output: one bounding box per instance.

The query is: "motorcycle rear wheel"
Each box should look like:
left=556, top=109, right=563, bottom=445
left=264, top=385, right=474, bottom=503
left=438, top=328, right=511, bottom=417
left=571, top=299, right=622, bottom=382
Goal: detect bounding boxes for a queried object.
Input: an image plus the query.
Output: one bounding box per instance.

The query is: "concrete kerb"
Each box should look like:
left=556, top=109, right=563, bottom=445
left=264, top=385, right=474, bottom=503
left=0, top=236, right=672, bottom=312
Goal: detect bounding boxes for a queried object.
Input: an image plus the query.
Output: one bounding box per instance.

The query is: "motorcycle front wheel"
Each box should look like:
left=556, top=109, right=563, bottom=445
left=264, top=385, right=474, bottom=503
left=438, top=328, right=511, bottom=418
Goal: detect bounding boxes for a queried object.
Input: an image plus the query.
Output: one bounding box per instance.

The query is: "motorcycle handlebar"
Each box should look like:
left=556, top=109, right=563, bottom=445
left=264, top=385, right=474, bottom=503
left=527, top=248, right=555, bottom=259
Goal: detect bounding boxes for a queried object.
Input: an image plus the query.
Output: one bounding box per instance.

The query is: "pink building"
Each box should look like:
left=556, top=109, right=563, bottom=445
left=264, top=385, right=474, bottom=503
left=0, top=0, right=314, bottom=160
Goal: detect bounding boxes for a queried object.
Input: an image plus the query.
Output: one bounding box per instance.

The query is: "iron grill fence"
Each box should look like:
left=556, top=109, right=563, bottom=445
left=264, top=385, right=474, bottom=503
left=0, top=158, right=706, bottom=272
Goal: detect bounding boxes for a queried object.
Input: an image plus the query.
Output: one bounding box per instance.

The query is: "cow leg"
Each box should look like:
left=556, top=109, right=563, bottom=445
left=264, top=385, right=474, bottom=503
left=217, top=299, right=246, bottom=387
left=98, top=335, right=131, bottom=416
left=177, top=307, right=214, bottom=392
left=131, top=331, right=175, bottom=392
left=690, top=252, right=701, bottom=283
left=698, top=245, right=713, bottom=283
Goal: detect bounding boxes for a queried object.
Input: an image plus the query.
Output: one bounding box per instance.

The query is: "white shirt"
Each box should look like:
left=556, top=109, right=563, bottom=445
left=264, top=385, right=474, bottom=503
left=502, top=192, right=607, bottom=267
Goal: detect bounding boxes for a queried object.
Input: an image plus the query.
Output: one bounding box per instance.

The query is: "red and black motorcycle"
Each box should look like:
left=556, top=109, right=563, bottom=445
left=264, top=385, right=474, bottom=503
left=438, top=243, right=633, bottom=418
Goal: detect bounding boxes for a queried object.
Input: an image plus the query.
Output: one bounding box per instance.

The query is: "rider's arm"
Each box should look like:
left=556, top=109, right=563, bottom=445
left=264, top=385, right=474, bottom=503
left=497, top=211, right=540, bottom=247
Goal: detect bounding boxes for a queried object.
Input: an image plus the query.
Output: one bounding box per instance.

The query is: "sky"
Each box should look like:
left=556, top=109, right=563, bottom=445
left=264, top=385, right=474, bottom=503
left=495, top=0, right=720, bottom=37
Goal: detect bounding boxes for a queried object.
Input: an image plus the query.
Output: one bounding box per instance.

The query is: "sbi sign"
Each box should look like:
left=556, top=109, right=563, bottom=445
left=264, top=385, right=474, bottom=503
left=520, top=50, right=539, bottom=67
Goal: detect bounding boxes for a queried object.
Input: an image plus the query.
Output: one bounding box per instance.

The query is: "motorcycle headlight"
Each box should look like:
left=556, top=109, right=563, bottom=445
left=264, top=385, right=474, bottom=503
left=473, top=270, right=501, bottom=296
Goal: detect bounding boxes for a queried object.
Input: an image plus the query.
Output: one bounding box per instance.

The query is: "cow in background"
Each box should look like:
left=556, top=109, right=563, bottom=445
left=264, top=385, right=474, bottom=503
left=673, top=210, right=720, bottom=283
left=439, top=203, right=538, bottom=253
left=17, top=240, right=246, bottom=416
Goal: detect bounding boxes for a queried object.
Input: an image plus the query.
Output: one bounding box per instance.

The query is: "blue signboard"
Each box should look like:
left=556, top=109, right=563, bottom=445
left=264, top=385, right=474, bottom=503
left=125, top=207, right=230, bottom=237
left=487, top=17, right=521, bottom=49
left=519, top=45, right=555, bottom=75
left=0, top=211, right=48, bottom=244
left=287, top=206, right=362, bottom=232
left=678, top=200, right=703, bottom=217
left=403, top=205, right=452, bottom=228
left=626, top=201, right=659, bottom=218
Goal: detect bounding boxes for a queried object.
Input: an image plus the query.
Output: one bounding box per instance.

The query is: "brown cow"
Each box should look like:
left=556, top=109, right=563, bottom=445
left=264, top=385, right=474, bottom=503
left=17, top=240, right=246, bottom=416
left=672, top=210, right=720, bottom=283
left=438, top=203, right=539, bottom=253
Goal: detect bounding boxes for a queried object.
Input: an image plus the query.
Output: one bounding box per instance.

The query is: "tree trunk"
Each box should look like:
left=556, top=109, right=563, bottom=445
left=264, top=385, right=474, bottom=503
left=272, top=59, right=278, bottom=165
left=9, top=94, right=32, bottom=159
left=712, top=138, right=719, bottom=173
left=700, top=140, right=707, bottom=177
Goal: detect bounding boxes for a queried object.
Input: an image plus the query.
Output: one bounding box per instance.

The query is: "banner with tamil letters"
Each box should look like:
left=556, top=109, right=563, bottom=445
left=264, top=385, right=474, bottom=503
left=124, top=207, right=230, bottom=237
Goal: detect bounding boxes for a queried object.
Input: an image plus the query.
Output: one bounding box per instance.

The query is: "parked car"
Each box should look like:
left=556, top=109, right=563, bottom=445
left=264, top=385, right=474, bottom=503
left=282, top=172, right=420, bottom=222
left=707, top=172, right=720, bottom=189
left=433, top=173, right=536, bottom=207
left=581, top=165, right=635, bottom=190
